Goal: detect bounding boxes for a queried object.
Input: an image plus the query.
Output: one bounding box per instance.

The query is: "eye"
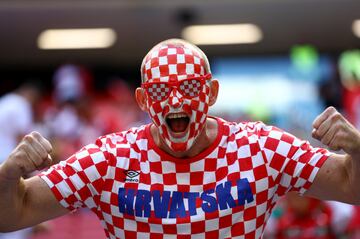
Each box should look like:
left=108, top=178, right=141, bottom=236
left=147, top=83, right=170, bottom=101
left=179, top=79, right=202, bottom=97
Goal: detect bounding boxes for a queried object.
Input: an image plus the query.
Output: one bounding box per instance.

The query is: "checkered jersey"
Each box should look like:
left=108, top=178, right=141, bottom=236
left=40, top=117, right=330, bottom=239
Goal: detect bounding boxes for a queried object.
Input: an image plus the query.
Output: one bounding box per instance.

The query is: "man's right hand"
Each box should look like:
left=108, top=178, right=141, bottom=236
left=1, top=132, right=53, bottom=180
left=0, top=132, right=68, bottom=232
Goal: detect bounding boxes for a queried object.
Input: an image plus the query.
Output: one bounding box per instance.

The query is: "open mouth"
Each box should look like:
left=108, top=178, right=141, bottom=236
left=165, top=113, right=190, bottom=133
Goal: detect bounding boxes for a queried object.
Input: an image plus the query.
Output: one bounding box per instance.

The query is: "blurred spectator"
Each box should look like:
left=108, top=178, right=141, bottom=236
left=0, top=81, right=42, bottom=239
left=343, top=86, right=360, bottom=131
left=0, top=81, right=42, bottom=162
left=93, top=77, right=149, bottom=135
left=37, top=64, right=105, bottom=238
left=44, top=64, right=100, bottom=161
left=264, top=192, right=354, bottom=239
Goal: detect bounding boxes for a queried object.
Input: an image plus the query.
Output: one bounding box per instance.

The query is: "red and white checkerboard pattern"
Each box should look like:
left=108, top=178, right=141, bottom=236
left=179, top=79, right=203, bottom=97
left=142, top=44, right=206, bottom=83
left=146, top=82, right=170, bottom=101
left=147, top=82, right=210, bottom=152
left=40, top=117, right=330, bottom=239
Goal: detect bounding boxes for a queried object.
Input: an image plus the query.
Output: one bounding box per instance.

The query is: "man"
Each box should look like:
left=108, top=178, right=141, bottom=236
left=0, top=39, right=360, bottom=239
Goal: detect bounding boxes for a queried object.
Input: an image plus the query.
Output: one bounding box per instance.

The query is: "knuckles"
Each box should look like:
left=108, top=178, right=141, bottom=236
left=30, top=131, right=40, bottom=137
left=330, top=112, right=343, bottom=123
left=17, top=142, right=28, bottom=151
left=23, top=131, right=42, bottom=144
left=23, top=134, right=34, bottom=143
left=326, top=106, right=336, bottom=114
left=30, top=131, right=42, bottom=140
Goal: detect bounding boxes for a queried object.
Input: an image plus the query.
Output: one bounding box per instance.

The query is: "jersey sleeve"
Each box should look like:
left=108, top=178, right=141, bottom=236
left=39, top=137, right=110, bottom=211
left=256, top=123, right=332, bottom=196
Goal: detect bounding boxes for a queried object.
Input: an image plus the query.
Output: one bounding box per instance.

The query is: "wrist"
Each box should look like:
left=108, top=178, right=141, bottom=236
left=0, top=162, right=22, bottom=182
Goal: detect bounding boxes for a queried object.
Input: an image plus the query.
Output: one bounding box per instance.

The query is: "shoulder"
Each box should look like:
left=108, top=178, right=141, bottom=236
left=217, top=118, right=304, bottom=152
left=215, top=116, right=274, bottom=137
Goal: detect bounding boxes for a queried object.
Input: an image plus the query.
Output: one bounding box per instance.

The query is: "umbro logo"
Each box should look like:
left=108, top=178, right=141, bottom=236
left=124, top=170, right=140, bottom=182
left=124, top=170, right=140, bottom=178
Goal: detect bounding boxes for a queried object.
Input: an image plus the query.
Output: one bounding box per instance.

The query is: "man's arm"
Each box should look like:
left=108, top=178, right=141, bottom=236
left=305, top=107, right=360, bottom=204
left=0, top=132, right=69, bottom=232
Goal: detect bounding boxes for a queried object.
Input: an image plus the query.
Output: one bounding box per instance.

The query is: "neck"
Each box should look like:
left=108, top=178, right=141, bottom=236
left=150, top=117, right=218, bottom=158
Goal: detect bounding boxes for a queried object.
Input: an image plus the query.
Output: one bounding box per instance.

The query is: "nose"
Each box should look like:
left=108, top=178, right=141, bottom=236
left=168, top=88, right=183, bottom=108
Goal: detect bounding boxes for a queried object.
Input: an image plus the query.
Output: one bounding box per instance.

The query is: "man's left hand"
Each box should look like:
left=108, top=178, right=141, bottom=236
left=312, top=106, right=360, bottom=156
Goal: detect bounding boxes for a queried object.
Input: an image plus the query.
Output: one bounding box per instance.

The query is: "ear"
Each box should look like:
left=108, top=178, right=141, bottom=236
left=209, top=79, right=219, bottom=106
left=135, top=87, right=148, bottom=111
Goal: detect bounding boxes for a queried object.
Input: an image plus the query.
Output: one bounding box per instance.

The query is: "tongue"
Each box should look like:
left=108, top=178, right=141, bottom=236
left=168, top=118, right=189, bottom=133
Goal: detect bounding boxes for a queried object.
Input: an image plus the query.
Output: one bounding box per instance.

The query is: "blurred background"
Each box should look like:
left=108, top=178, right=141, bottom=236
left=1, top=0, right=360, bottom=238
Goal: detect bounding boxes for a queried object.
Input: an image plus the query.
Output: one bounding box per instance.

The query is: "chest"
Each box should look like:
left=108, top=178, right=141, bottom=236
left=101, top=144, right=275, bottom=221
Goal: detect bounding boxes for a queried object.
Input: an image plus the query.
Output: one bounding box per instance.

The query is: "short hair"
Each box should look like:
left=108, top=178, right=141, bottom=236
left=140, top=39, right=211, bottom=83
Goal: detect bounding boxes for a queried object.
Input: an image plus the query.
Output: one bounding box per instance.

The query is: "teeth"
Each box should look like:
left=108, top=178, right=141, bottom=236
left=167, top=113, right=187, bottom=119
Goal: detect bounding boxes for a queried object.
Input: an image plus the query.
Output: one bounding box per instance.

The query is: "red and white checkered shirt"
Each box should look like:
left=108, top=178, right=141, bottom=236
left=40, top=117, right=330, bottom=239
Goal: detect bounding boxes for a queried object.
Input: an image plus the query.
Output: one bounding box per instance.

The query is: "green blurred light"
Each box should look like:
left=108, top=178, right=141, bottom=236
left=290, top=45, right=319, bottom=72
left=246, top=95, right=270, bottom=122
left=339, top=50, right=360, bottom=81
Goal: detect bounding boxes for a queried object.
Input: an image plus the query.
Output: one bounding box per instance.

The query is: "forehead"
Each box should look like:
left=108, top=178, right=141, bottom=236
left=142, top=44, right=206, bottom=83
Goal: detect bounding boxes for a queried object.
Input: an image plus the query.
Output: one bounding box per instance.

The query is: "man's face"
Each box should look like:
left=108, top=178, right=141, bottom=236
left=141, top=44, right=211, bottom=151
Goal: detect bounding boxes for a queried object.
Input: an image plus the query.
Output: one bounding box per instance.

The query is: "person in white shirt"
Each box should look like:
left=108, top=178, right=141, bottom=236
left=0, top=81, right=41, bottom=239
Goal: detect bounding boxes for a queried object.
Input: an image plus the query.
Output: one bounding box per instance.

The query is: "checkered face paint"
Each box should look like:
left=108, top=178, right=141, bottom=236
left=142, top=43, right=211, bottom=151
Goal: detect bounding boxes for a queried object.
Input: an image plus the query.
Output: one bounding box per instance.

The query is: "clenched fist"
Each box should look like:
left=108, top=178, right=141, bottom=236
left=312, top=106, right=360, bottom=156
left=1, top=132, right=54, bottom=180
